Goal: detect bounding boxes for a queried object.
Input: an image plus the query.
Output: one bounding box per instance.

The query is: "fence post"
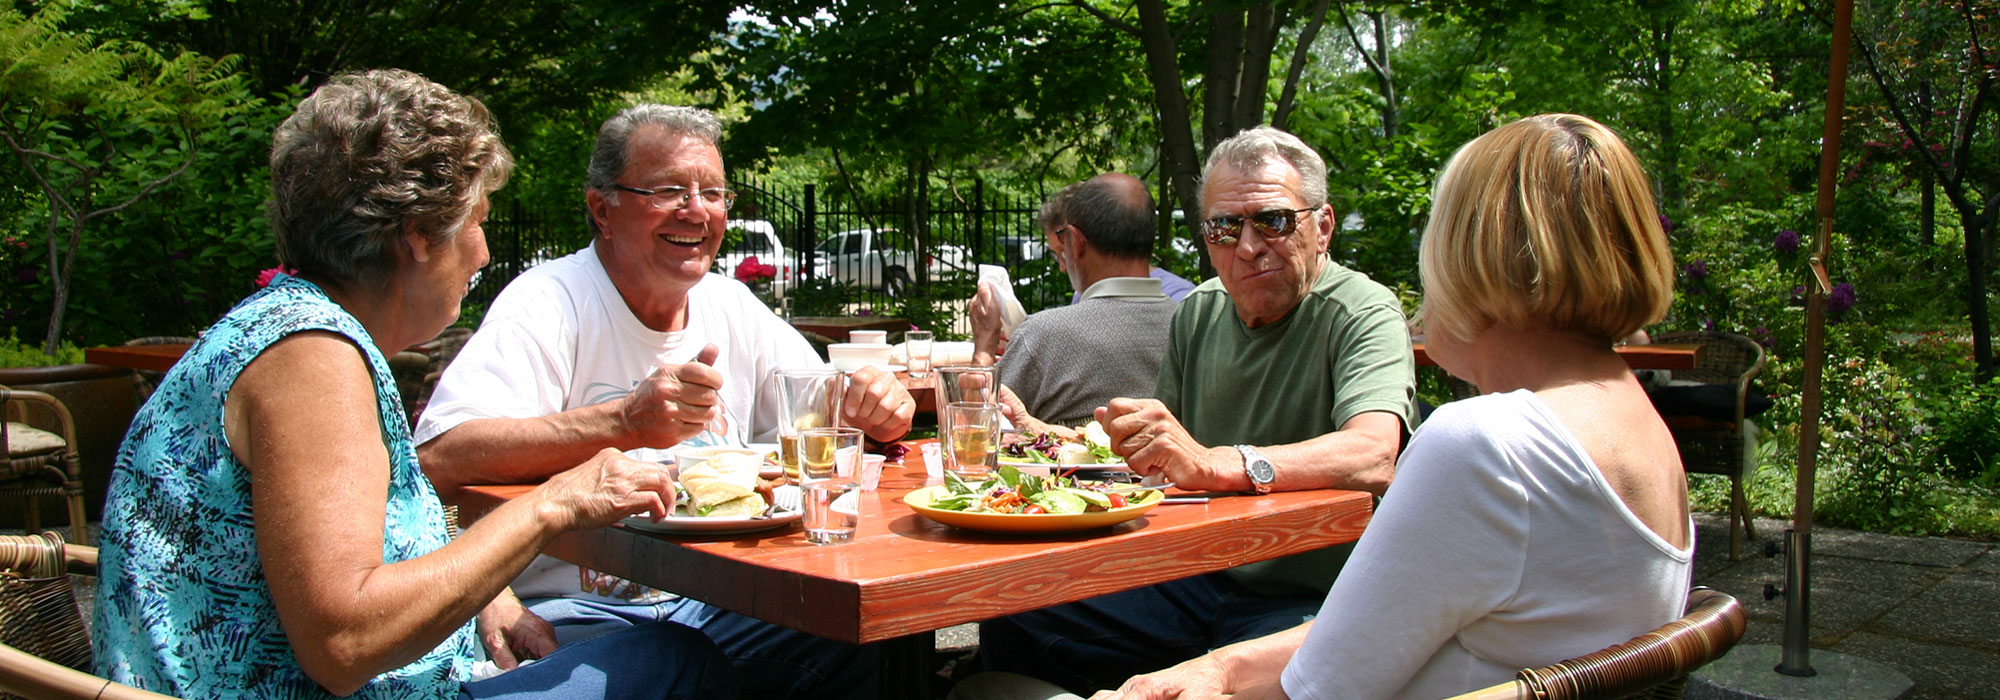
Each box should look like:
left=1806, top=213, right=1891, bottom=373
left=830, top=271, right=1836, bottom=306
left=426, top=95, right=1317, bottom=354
left=803, top=184, right=817, bottom=281
left=973, top=179, right=986, bottom=262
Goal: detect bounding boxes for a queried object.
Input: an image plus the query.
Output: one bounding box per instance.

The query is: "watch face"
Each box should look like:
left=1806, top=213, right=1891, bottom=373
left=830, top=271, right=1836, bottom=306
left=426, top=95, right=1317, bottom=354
left=1248, top=459, right=1276, bottom=483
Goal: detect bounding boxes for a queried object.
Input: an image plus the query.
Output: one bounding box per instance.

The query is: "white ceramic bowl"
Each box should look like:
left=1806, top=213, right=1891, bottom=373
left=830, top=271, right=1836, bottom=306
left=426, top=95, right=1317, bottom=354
left=827, top=342, right=893, bottom=372
left=848, top=330, right=888, bottom=344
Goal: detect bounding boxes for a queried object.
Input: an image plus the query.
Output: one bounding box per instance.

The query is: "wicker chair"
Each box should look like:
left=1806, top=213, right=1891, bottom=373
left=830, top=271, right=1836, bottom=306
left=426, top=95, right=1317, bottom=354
left=1650, top=331, right=1766, bottom=560
left=1, top=532, right=179, bottom=699
left=1446, top=588, right=1747, bottom=700
left=1, top=388, right=89, bottom=547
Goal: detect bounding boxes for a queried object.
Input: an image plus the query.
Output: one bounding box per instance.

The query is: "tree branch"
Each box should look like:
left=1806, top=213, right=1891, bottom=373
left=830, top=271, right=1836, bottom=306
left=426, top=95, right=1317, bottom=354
left=1274, top=0, right=1333, bottom=130
left=1045, top=0, right=1141, bottom=37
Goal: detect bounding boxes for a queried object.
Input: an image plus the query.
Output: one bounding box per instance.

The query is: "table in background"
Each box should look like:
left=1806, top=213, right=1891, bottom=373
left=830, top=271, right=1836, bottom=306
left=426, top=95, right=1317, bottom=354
left=84, top=343, right=191, bottom=373
left=788, top=316, right=911, bottom=342
left=1412, top=342, right=1702, bottom=370
left=453, top=450, right=1374, bottom=700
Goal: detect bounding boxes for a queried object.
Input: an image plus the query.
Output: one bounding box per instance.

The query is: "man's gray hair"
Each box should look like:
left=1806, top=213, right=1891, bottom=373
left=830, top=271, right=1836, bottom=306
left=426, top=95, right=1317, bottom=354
left=586, top=104, right=723, bottom=193
left=1200, top=125, right=1329, bottom=208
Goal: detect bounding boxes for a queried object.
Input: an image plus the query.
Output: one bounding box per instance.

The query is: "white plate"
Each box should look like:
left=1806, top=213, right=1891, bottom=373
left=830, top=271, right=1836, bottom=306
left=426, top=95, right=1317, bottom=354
left=622, top=485, right=801, bottom=535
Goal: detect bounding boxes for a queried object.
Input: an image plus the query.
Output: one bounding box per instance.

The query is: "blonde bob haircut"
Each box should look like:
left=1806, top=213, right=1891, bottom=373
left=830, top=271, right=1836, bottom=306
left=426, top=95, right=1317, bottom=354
left=1417, top=114, right=1673, bottom=345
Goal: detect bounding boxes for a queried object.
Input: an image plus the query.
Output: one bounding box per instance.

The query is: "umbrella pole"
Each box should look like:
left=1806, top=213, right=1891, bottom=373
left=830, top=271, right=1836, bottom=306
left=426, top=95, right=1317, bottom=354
left=1781, top=0, right=1854, bottom=677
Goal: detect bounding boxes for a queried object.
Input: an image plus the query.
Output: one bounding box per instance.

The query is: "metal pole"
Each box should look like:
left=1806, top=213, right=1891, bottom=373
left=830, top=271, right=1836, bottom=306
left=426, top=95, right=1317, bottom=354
left=1783, top=0, right=1854, bottom=677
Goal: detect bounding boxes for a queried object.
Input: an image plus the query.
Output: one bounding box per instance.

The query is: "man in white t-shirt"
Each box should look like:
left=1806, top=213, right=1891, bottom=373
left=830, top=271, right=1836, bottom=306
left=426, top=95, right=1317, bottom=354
left=415, top=104, right=913, bottom=700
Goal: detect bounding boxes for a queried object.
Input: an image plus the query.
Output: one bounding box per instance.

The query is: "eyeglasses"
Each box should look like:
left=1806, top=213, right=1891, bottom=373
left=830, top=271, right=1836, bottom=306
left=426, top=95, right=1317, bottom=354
left=607, top=184, right=737, bottom=211
left=1200, top=207, right=1317, bottom=246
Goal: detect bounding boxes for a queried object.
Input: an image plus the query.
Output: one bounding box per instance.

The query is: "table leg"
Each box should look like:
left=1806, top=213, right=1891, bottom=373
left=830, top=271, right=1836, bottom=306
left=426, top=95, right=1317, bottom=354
left=880, top=630, right=937, bottom=700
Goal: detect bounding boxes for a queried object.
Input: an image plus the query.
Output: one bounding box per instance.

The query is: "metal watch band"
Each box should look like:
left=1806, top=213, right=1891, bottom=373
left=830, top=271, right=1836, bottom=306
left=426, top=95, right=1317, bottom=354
left=1235, top=444, right=1275, bottom=495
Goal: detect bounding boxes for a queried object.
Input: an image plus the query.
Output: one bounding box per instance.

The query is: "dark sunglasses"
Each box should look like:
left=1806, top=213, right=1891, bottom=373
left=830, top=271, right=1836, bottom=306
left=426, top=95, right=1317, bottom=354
left=1201, top=207, right=1317, bottom=246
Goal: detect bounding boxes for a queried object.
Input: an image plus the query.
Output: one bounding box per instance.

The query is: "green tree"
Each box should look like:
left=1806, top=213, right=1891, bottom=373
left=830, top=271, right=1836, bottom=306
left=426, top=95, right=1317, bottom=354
left=0, top=3, right=252, bottom=353
left=1851, top=0, right=2000, bottom=380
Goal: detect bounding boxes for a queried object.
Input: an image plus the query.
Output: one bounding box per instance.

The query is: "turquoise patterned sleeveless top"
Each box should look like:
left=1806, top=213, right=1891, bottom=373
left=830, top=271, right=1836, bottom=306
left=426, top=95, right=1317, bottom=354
left=92, top=274, right=474, bottom=699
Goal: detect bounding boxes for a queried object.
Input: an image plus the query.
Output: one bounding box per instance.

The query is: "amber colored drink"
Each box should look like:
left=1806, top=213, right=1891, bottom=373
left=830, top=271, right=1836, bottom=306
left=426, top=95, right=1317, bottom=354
left=951, top=424, right=993, bottom=473
left=779, top=434, right=802, bottom=478
left=802, top=432, right=840, bottom=481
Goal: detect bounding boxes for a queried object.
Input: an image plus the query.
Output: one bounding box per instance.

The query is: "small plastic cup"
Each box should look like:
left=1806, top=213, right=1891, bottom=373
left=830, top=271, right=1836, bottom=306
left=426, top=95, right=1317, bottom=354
left=921, top=443, right=943, bottom=482
left=858, top=454, right=886, bottom=491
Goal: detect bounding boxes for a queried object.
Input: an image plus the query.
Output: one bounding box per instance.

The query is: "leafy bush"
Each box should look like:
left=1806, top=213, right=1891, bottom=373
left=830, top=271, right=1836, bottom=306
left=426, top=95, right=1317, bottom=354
left=0, top=334, right=84, bottom=367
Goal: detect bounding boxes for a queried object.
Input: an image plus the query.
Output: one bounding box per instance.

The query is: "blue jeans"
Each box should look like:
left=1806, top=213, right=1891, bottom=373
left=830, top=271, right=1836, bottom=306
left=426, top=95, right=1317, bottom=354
left=525, top=596, right=878, bottom=700
left=460, top=620, right=738, bottom=699
left=976, top=572, right=1321, bottom=695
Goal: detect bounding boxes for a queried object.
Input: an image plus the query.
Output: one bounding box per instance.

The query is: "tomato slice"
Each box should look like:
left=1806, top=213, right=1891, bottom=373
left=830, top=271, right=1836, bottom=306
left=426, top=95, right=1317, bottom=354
left=1023, top=504, right=1047, bottom=515
left=1107, top=493, right=1128, bottom=508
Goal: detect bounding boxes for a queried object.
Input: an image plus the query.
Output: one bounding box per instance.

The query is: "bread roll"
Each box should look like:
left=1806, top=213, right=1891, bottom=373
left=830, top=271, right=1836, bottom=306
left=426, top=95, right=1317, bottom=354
left=681, top=452, right=767, bottom=516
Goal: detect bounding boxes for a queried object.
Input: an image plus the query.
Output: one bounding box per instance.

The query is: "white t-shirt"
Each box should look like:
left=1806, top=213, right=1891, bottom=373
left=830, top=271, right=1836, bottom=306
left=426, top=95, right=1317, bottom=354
left=414, top=244, right=825, bottom=603
left=1280, top=390, right=1693, bottom=700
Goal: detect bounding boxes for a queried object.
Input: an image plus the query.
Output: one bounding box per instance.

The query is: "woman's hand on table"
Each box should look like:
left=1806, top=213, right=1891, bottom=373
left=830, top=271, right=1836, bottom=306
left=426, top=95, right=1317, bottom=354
left=475, top=589, right=556, bottom=670
left=533, top=447, right=675, bottom=530
left=1087, top=653, right=1231, bottom=699
left=1097, top=398, right=1244, bottom=492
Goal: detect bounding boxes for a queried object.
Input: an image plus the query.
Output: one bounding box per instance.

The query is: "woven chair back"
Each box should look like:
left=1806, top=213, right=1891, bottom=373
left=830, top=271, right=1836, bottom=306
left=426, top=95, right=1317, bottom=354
left=0, top=531, right=93, bottom=695
left=1649, top=332, right=1762, bottom=386
left=1511, top=588, right=1745, bottom=700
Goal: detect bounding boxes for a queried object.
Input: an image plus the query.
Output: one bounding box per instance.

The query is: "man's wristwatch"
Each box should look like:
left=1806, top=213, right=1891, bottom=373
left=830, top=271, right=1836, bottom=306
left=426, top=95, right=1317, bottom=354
left=1235, top=444, right=1276, bottom=495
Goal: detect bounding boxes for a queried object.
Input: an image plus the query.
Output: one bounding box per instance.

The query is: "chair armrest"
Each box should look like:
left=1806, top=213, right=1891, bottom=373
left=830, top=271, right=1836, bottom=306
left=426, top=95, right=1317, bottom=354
left=0, top=388, right=79, bottom=446
left=1731, top=347, right=1768, bottom=424
left=0, top=643, right=183, bottom=700
left=65, top=544, right=98, bottom=576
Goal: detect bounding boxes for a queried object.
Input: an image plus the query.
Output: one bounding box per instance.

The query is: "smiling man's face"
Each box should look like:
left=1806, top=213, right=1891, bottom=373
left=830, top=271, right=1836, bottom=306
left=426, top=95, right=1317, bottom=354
left=588, top=125, right=727, bottom=305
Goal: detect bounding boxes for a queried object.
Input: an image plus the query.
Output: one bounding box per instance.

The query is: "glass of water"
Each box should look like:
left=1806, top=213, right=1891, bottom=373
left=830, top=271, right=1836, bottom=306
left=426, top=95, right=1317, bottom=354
left=904, top=330, right=934, bottom=378
left=799, top=426, right=863, bottom=544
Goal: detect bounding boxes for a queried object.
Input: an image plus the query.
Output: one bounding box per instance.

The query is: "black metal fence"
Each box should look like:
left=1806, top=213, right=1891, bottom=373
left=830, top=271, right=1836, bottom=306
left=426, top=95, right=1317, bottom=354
left=470, top=180, right=1056, bottom=338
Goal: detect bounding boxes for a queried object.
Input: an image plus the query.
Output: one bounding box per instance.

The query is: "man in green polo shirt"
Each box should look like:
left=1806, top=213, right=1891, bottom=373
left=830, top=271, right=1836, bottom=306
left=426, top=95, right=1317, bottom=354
left=976, top=125, right=1417, bottom=696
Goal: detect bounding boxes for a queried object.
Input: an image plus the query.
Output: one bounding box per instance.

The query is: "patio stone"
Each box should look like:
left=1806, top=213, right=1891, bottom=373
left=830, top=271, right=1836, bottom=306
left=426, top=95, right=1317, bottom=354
left=1696, top=555, right=1943, bottom=636
left=1834, top=632, right=2000, bottom=700
left=1964, top=549, right=2000, bottom=574
left=1872, top=575, right=2000, bottom=650
left=1811, top=529, right=1992, bottom=568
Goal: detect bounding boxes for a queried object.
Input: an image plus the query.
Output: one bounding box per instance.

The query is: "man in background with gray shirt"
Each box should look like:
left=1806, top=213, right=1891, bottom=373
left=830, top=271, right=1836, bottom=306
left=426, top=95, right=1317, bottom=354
left=970, top=173, right=1179, bottom=427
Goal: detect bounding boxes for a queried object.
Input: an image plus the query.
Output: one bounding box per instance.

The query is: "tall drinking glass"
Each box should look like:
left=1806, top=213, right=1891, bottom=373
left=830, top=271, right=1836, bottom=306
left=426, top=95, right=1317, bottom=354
left=904, top=330, right=935, bottom=378
left=943, top=402, right=1000, bottom=479
left=775, top=369, right=844, bottom=480
left=934, top=364, right=998, bottom=455
left=800, top=426, right=863, bottom=544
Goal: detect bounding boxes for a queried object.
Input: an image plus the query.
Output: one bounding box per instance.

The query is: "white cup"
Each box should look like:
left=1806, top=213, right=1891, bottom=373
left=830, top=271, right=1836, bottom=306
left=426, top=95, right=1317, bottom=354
left=848, top=330, right=888, bottom=344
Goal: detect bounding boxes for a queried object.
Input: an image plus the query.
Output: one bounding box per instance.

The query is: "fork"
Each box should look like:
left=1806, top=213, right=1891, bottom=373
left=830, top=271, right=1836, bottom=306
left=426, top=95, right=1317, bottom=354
left=761, top=485, right=803, bottom=518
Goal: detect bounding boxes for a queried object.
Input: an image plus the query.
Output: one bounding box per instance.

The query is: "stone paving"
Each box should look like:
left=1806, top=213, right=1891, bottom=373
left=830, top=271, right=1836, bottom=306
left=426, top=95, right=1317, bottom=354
left=1688, top=513, right=1999, bottom=700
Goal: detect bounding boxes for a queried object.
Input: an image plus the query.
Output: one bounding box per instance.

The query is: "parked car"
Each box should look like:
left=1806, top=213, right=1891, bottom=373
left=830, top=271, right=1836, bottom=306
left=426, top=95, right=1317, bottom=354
left=812, top=227, right=970, bottom=296
left=717, top=219, right=792, bottom=299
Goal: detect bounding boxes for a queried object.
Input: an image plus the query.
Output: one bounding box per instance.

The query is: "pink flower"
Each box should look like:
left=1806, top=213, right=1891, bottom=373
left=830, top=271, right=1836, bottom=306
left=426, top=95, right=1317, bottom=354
left=255, top=266, right=296, bottom=288
left=734, top=256, right=777, bottom=284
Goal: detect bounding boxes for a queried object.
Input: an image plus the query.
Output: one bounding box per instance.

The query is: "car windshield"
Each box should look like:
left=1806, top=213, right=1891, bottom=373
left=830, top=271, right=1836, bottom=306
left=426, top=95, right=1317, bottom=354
left=726, top=235, right=774, bottom=255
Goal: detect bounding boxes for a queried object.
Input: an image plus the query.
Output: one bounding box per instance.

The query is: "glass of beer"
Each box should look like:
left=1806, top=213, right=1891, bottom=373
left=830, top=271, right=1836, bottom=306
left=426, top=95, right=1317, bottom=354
left=943, top=402, right=1000, bottom=479
left=775, top=369, right=844, bottom=479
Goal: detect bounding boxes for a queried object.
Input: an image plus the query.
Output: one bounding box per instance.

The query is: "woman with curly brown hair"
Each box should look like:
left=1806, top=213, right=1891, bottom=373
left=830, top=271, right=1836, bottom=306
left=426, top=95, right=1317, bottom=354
left=92, top=69, right=737, bottom=700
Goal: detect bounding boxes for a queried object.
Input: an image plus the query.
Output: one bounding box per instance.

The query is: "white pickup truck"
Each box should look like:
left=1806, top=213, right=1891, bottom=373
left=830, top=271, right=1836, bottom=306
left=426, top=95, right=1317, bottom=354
left=811, top=227, right=970, bottom=296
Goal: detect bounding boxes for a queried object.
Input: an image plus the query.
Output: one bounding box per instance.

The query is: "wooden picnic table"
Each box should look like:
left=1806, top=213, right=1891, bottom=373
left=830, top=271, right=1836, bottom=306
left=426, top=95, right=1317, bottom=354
left=84, top=343, right=192, bottom=373
left=787, top=315, right=911, bottom=342
left=1412, top=342, right=1702, bottom=370
left=451, top=445, right=1374, bottom=700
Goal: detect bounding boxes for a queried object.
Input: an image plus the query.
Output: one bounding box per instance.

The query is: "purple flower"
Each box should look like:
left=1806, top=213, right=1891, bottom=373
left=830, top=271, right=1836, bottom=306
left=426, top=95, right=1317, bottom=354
left=1659, top=214, right=1674, bottom=235
left=1703, top=318, right=1717, bottom=331
left=1752, top=326, right=1774, bottom=348
left=1683, top=260, right=1708, bottom=279
left=1790, top=285, right=1807, bottom=306
left=1828, top=282, right=1857, bottom=316
left=1775, top=229, right=1800, bottom=254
